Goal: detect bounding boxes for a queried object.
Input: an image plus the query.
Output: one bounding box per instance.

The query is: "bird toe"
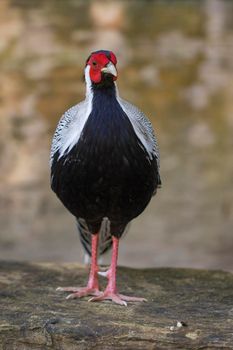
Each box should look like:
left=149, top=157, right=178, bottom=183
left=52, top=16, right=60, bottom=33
left=57, top=286, right=101, bottom=299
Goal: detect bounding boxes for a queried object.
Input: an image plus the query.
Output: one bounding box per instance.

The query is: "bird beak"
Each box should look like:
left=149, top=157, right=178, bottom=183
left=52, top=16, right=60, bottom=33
left=101, top=62, right=117, bottom=78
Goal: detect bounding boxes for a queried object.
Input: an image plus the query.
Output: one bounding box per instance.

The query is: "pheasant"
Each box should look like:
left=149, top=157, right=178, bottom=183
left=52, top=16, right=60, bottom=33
left=50, top=50, right=161, bottom=305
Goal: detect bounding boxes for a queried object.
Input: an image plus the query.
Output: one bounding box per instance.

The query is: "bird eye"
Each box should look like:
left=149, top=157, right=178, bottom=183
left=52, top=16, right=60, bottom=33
left=92, top=61, right=97, bottom=66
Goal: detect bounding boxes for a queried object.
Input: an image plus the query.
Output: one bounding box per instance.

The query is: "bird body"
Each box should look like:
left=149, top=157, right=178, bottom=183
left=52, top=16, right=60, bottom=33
left=51, top=50, right=161, bottom=305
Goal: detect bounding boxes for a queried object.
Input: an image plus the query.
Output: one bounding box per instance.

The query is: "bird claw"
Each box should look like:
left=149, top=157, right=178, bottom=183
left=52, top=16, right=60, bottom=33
left=56, top=286, right=101, bottom=299
left=89, top=292, right=147, bottom=306
left=89, top=292, right=127, bottom=306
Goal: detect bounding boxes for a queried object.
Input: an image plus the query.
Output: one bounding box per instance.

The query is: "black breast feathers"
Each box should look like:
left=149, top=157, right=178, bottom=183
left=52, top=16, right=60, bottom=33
left=51, top=85, right=160, bottom=236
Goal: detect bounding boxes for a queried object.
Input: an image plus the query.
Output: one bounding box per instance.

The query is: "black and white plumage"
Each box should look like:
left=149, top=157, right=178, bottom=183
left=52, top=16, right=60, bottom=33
left=51, top=50, right=162, bottom=305
left=50, top=51, right=161, bottom=260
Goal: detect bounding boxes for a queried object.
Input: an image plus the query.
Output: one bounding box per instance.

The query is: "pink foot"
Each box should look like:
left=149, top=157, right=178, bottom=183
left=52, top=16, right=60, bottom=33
left=57, top=234, right=101, bottom=300
left=56, top=286, right=101, bottom=299
left=89, top=291, right=147, bottom=306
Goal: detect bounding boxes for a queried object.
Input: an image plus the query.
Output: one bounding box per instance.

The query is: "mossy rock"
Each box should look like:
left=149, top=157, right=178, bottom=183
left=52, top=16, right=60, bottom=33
left=0, top=261, right=233, bottom=349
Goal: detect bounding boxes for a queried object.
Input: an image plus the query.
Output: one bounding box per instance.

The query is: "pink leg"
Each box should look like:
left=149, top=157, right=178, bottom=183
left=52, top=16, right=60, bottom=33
left=89, top=236, right=147, bottom=306
left=57, top=234, right=101, bottom=299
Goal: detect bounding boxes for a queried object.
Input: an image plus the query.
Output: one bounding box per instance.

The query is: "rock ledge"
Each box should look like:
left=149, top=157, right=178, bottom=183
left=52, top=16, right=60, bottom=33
left=0, top=261, right=233, bottom=349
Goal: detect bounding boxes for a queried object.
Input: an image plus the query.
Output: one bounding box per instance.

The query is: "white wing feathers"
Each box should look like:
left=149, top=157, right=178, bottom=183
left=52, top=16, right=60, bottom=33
left=50, top=92, right=160, bottom=168
left=50, top=66, right=95, bottom=166
left=50, top=99, right=92, bottom=165
left=118, top=98, right=160, bottom=166
left=50, top=103, right=79, bottom=165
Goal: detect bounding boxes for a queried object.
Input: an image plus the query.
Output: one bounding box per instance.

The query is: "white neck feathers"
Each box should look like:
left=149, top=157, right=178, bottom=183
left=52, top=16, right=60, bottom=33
left=57, top=66, right=93, bottom=159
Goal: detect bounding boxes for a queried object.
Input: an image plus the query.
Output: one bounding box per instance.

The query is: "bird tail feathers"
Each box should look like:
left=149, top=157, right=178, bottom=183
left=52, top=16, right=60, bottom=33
left=77, top=217, right=113, bottom=258
left=76, top=217, right=130, bottom=260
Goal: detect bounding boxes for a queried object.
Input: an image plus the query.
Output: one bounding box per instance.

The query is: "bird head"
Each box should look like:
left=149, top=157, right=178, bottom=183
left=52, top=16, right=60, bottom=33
left=85, top=50, right=117, bottom=85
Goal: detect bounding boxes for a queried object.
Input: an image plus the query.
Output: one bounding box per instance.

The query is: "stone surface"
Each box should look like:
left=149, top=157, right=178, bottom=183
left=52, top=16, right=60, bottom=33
left=0, top=261, right=233, bottom=349
left=1, top=1, right=233, bottom=271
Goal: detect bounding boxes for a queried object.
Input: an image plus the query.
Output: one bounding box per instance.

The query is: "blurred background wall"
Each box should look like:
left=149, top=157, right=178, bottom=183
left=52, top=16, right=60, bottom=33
left=0, top=0, right=233, bottom=270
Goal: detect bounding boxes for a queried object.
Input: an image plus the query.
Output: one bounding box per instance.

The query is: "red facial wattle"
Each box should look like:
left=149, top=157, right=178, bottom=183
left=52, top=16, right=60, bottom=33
left=87, top=51, right=117, bottom=83
left=89, top=67, right=102, bottom=84
left=109, top=52, right=117, bottom=65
